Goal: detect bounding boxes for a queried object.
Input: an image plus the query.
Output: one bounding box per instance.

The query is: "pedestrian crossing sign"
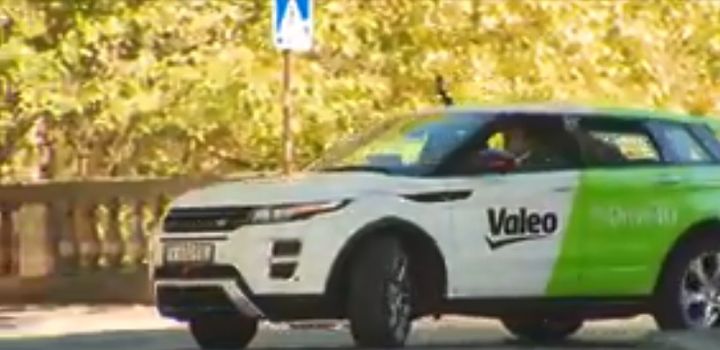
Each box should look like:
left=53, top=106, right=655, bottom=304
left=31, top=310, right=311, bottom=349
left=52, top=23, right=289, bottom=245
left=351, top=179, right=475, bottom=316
left=273, top=0, right=313, bottom=52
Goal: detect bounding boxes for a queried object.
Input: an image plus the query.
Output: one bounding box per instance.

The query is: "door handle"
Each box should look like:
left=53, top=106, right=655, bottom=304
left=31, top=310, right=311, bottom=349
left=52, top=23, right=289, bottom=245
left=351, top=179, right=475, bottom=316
left=655, top=175, right=682, bottom=186
left=553, top=186, right=575, bottom=193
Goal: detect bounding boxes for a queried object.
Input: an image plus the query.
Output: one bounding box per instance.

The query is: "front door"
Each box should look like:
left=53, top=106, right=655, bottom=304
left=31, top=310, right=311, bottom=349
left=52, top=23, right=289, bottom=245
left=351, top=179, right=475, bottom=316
left=440, top=113, right=584, bottom=298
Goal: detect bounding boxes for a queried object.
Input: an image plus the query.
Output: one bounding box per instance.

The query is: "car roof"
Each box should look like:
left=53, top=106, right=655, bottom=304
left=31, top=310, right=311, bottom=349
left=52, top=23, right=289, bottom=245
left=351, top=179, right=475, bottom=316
left=418, top=102, right=717, bottom=125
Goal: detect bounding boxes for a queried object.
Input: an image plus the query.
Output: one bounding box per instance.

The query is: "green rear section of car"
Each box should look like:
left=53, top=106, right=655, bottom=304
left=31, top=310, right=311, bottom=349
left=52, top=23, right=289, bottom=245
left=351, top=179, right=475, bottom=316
left=547, top=165, right=720, bottom=297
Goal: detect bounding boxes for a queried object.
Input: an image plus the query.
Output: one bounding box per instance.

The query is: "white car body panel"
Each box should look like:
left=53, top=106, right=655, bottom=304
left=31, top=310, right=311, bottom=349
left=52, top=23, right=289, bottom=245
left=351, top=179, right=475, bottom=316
left=153, top=170, right=578, bottom=299
left=154, top=172, right=459, bottom=296
left=444, top=170, right=580, bottom=297
left=171, top=173, right=441, bottom=207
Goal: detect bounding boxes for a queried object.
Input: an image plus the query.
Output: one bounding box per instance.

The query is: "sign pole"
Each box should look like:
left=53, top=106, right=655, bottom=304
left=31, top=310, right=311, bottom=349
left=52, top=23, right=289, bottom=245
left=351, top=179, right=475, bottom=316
left=273, top=0, right=312, bottom=175
left=281, top=49, right=293, bottom=175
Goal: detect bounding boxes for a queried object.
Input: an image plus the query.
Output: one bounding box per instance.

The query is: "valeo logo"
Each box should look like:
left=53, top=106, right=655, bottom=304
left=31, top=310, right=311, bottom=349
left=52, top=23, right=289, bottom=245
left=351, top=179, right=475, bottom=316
left=485, top=207, right=559, bottom=250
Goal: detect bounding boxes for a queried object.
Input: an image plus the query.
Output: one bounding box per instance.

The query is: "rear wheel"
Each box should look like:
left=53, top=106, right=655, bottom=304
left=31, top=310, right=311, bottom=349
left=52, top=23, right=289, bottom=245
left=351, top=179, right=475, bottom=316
left=347, top=236, right=414, bottom=348
left=189, top=315, right=258, bottom=349
left=654, top=235, right=720, bottom=330
left=501, top=317, right=583, bottom=342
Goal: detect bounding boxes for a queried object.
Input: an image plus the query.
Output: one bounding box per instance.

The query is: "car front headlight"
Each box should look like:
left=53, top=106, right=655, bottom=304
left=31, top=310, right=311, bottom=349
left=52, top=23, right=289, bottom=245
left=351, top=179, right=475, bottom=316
left=249, top=200, right=350, bottom=224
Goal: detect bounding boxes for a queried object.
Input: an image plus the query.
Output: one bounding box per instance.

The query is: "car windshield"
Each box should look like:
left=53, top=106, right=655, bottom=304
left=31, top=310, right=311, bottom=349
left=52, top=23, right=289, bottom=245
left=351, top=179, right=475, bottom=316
left=309, top=111, right=489, bottom=175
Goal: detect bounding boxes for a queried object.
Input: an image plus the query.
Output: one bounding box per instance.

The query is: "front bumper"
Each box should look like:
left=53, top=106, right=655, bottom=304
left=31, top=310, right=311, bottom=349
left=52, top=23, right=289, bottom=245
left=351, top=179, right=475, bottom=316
left=151, top=200, right=381, bottom=321
left=154, top=265, right=262, bottom=320
left=153, top=264, right=335, bottom=321
left=153, top=205, right=362, bottom=296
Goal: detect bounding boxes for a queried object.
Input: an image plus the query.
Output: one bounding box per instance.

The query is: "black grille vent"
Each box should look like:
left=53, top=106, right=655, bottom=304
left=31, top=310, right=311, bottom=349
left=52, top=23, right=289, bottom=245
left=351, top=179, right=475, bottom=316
left=156, top=286, right=237, bottom=319
left=162, top=207, right=252, bottom=233
left=154, top=265, right=240, bottom=280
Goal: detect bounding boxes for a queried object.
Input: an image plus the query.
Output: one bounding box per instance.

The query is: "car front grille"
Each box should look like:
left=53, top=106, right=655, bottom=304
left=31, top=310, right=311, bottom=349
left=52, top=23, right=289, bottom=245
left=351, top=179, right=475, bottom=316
left=155, top=286, right=238, bottom=319
left=162, top=207, right=253, bottom=233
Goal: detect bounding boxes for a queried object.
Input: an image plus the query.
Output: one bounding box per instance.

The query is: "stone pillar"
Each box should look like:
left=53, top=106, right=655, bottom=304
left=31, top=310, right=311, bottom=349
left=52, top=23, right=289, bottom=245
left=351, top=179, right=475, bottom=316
left=15, top=204, right=52, bottom=277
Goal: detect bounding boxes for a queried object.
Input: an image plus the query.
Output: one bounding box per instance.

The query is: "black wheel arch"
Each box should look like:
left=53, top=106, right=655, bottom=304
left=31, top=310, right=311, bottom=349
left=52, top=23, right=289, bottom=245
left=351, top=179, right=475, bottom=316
left=653, top=216, right=720, bottom=293
left=324, top=216, right=448, bottom=316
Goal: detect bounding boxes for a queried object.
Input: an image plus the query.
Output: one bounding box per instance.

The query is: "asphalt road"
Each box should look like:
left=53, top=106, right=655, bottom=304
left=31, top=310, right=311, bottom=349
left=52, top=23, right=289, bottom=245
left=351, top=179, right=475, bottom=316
left=0, top=315, right=662, bottom=350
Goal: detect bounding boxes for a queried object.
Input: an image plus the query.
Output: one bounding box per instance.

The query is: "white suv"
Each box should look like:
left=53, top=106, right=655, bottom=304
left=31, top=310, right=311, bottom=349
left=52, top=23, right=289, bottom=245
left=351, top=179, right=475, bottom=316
left=153, top=105, right=720, bottom=349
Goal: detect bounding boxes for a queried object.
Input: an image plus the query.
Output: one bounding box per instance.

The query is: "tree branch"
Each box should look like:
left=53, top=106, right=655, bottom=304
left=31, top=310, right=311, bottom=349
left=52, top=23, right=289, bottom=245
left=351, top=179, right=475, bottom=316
left=0, top=115, right=36, bottom=166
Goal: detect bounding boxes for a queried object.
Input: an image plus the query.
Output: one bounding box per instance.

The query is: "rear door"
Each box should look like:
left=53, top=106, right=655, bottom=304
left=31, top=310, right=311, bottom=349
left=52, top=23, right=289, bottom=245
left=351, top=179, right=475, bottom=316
left=568, top=117, right=717, bottom=296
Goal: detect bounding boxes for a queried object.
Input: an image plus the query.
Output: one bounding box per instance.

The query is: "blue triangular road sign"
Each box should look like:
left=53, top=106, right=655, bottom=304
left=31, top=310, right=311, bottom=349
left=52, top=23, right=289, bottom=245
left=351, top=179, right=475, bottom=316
left=273, top=0, right=313, bottom=51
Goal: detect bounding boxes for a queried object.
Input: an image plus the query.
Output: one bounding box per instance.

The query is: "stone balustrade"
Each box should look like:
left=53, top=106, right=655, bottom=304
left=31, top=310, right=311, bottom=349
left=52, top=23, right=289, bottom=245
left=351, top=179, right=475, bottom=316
left=0, top=174, right=255, bottom=303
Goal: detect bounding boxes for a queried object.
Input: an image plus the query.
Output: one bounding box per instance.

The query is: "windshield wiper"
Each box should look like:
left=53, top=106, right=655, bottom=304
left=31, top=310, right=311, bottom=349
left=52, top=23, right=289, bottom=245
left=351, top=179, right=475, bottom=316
left=319, top=165, right=391, bottom=174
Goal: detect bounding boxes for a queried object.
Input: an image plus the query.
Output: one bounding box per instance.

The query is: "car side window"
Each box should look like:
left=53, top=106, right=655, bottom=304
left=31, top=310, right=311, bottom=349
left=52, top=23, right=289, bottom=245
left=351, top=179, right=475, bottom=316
left=444, top=114, right=582, bottom=175
left=588, top=131, right=659, bottom=161
left=709, top=123, right=720, bottom=144
left=654, top=123, right=712, bottom=163
left=688, top=124, right=720, bottom=160
left=576, top=119, right=661, bottom=167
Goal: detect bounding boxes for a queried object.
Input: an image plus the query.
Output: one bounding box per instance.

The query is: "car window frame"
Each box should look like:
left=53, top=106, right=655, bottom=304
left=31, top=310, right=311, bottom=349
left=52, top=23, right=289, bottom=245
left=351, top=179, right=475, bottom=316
left=687, top=123, right=720, bottom=162
left=646, top=120, right=718, bottom=166
left=573, top=116, right=665, bottom=169
left=433, top=112, right=584, bottom=177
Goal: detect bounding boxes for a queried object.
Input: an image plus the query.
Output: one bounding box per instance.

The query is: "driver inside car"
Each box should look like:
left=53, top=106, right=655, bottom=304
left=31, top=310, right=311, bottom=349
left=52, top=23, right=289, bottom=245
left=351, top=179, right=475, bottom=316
left=493, top=125, right=575, bottom=171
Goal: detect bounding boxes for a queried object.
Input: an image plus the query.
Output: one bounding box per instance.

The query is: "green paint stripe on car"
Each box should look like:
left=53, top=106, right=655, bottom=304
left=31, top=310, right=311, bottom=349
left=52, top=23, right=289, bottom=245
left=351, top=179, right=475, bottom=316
left=545, top=171, right=589, bottom=297
left=547, top=166, right=720, bottom=297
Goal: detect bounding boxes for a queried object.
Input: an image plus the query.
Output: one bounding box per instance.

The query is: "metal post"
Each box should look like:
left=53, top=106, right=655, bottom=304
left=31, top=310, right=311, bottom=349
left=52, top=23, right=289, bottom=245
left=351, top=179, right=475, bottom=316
left=281, top=49, right=294, bottom=175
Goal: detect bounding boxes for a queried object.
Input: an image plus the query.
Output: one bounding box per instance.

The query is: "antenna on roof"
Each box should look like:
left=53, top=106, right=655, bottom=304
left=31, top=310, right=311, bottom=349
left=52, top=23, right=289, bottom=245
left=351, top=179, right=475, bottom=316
left=435, top=75, right=454, bottom=107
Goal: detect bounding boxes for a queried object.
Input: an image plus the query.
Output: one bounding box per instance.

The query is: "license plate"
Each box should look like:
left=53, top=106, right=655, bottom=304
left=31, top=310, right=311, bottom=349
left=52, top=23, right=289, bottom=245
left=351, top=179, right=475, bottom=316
left=163, top=242, right=214, bottom=264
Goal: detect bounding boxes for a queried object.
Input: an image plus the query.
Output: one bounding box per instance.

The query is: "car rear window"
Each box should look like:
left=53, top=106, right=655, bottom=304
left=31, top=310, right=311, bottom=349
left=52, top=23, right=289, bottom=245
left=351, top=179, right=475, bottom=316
left=688, top=122, right=720, bottom=161
left=587, top=130, right=660, bottom=161
left=709, top=122, right=720, bottom=156
left=711, top=123, right=720, bottom=141
left=655, top=123, right=713, bottom=163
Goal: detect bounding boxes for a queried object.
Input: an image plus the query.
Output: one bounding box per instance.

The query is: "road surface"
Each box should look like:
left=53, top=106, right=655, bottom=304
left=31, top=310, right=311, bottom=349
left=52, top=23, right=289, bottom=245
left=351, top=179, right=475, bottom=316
left=0, top=306, right=673, bottom=350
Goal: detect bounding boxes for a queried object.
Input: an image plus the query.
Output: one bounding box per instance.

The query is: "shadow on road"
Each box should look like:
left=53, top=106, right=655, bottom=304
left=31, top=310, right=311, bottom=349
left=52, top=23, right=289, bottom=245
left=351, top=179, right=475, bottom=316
left=409, top=340, right=639, bottom=349
left=0, top=327, right=647, bottom=350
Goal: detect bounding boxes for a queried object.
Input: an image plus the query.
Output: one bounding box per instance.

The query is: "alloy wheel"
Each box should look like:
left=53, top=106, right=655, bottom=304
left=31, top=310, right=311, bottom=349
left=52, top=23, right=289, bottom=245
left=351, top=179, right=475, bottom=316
left=680, top=251, right=720, bottom=328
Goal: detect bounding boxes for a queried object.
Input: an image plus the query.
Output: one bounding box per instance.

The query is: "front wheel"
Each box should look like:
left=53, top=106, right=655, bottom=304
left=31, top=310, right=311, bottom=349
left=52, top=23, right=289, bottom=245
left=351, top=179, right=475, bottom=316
left=347, top=236, right=414, bottom=348
left=501, top=317, right=583, bottom=342
left=189, top=315, right=258, bottom=349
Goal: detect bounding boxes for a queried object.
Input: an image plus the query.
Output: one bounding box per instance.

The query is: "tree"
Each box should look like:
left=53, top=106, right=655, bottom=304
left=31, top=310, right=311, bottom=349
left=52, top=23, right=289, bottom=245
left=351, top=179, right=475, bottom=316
left=0, top=0, right=718, bottom=181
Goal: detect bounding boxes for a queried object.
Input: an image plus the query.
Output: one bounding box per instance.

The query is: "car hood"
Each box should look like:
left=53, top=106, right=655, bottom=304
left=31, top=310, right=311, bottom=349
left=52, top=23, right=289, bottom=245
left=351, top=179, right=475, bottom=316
left=171, top=171, right=442, bottom=208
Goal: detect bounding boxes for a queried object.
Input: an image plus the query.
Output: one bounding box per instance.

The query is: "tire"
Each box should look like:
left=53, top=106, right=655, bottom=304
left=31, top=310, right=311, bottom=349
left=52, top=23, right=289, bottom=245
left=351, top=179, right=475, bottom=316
left=501, top=317, right=583, bottom=342
left=653, top=234, right=720, bottom=330
left=347, top=236, right=413, bottom=348
left=189, top=315, right=258, bottom=349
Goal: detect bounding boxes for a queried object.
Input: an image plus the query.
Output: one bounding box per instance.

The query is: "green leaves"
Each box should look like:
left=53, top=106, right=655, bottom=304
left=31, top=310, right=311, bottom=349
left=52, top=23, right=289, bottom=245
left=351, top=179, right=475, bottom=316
left=0, top=0, right=719, bottom=181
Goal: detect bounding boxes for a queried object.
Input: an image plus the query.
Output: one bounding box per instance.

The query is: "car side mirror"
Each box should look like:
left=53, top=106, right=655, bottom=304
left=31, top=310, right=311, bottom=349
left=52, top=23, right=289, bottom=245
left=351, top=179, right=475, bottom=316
left=475, top=149, right=517, bottom=173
